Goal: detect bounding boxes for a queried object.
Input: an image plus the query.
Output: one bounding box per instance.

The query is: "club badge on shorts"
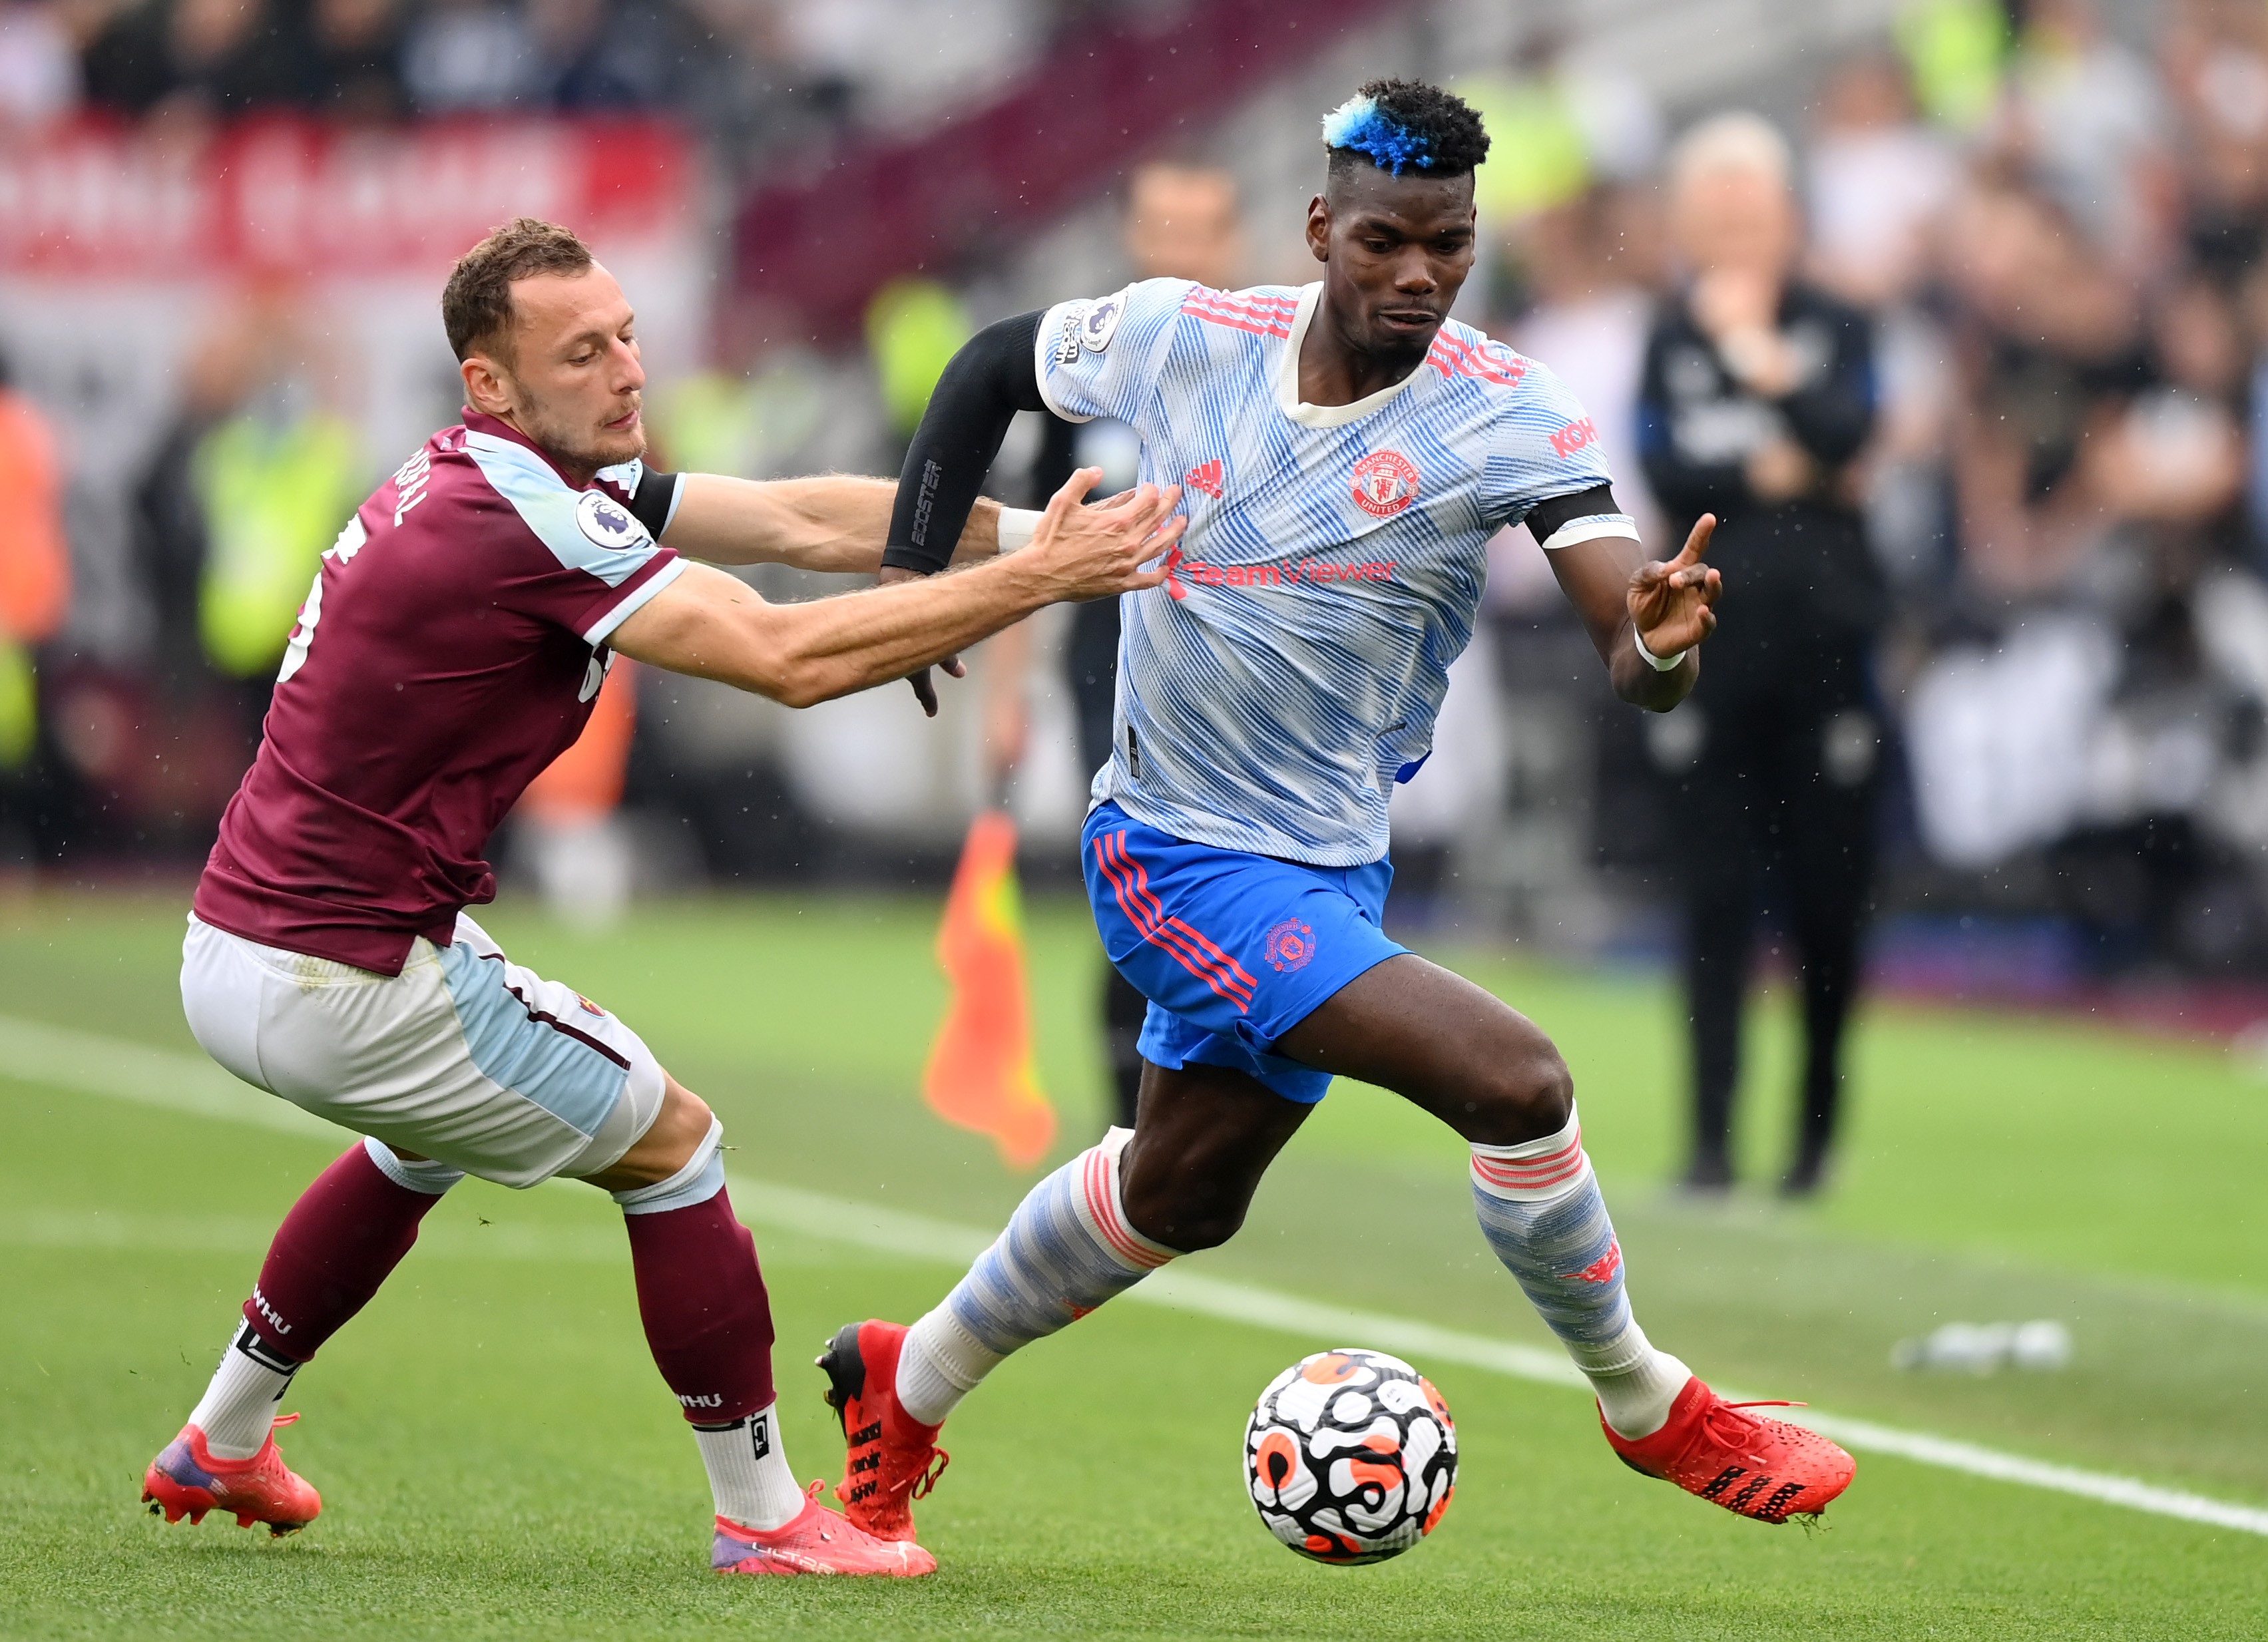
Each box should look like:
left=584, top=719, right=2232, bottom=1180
left=1351, top=451, right=1419, bottom=518
left=1265, top=919, right=1316, bottom=972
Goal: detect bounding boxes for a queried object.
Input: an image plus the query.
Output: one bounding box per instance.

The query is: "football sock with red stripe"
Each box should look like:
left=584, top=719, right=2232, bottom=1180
left=616, top=1133, right=797, bottom=1528
left=188, top=1139, right=457, bottom=1459
left=1471, top=1106, right=1690, bottom=1440
left=896, top=1127, right=1176, bottom=1426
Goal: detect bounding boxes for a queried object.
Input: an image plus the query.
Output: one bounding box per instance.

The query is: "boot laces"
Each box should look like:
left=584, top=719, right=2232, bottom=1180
left=1701, top=1399, right=1808, bottom=1449
left=895, top=1446, right=951, bottom=1501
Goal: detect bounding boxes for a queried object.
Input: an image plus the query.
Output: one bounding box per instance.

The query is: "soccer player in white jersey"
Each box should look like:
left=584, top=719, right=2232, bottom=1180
left=137, top=217, right=1181, bottom=1575
left=825, top=81, right=1857, bottom=1551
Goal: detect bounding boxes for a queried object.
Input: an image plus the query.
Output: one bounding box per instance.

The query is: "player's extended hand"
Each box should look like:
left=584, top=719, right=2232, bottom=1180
left=1626, top=513, right=1721, bottom=659
left=876, top=564, right=967, bottom=716
left=1023, top=467, right=1185, bottom=604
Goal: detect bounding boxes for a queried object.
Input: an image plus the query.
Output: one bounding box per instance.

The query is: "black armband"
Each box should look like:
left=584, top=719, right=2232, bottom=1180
left=624, top=465, right=682, bottom=540
left=1523, top=483, right=1624, bottom=548
left=883, top=311, right=1049, bottom=576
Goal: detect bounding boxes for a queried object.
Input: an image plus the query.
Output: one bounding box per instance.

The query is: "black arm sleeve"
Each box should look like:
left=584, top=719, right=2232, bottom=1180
left=882, top=310, right=1049, bottom=575
left=1523, top=483, right=1623, bottom=547
left=1028, top=409, right=1082, bottom=511
left=625, top=466, right=680, bottom=540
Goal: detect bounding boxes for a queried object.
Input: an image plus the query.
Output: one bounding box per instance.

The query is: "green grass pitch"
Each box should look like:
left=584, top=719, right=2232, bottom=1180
left=0, top=891, right=2261, bottom=1639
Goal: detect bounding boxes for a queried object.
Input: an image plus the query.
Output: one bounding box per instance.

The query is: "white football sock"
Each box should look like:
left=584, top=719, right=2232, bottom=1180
left=187, top=1323, right=299, bottom=1460
left=1572, top=1321, right=1692, bottom=1440
left=897, top=1307, right=1006, bottom=1428
left=692, top=1403, right=805, bottom=1532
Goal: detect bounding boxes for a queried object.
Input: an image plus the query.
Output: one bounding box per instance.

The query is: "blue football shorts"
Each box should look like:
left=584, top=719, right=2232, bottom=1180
left=1081, top=799, right=1408, bottom=1104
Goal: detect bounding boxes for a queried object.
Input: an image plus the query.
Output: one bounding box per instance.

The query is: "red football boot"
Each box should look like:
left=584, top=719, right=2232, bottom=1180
left=1602, top=1378, right=1855, bottom=1524
left=142, top=1414, right=322, bottom=1537
left=712, top=1482, right=936, bottom=1576
left=817, top=1320, right=949, bottom=1543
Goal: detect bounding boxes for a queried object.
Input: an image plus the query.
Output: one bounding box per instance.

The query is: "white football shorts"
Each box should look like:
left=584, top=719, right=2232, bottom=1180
left=180, top=912, right=666, bottom=1189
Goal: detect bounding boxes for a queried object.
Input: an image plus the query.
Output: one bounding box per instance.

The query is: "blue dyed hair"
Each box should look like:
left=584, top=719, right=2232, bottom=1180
left=1320, top=79, right=1488, bottom=180
left=1322, top=95, right=1433, bottom=175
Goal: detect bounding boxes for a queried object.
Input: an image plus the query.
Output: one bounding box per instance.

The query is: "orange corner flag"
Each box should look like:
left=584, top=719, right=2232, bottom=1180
left=923, top=809, right=1057, bottom=1170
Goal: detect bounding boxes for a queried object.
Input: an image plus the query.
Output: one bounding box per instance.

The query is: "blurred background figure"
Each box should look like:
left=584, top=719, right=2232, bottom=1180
left=1638, top=114, right=1882, bottom=1198
left=985, top=158, right=1241, bottom=1132
left=132, top=288, right=361, bottom=762
left=0, top=352, right=71, bottom=866
left=515, top=660, right=638, bottom=930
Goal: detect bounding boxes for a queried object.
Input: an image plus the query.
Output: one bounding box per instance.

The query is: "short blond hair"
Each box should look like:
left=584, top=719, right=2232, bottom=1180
left=1669, top=112, right=1793, bottom=192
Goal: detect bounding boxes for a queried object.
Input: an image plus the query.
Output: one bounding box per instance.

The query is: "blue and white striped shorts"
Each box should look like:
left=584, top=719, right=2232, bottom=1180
left=180, top=912, right=665, bottom=1188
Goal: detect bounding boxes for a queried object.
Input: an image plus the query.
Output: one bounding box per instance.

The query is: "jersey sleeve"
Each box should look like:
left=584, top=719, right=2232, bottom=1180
left=1482, top=359, right=1634, bottom=540
left=1032, top=277, right=1194, bottom=427
left=467, top=434, right=687, bottom=645
left=595, top=457, right=684, bottom=540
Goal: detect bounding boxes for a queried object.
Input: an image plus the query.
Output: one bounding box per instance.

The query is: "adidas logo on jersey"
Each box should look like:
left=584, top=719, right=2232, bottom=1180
left=1184, top=459, right=1225, bottom=499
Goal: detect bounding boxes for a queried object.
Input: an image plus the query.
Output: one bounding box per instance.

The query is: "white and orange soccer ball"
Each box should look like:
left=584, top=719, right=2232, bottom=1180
left=1243, top=1347, right=1457, bottom=1565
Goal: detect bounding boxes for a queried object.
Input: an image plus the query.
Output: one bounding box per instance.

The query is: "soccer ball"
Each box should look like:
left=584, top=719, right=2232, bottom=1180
left=1243, top=1347, right=1457, bottom=1565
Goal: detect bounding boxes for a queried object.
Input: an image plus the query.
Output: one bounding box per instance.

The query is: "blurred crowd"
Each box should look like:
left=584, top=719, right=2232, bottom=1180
left=6, top=0, right=2268, bottom=996
left=1449, top=0, right=2268, bottom=983
left=0, top=0, right=1136, bottom=159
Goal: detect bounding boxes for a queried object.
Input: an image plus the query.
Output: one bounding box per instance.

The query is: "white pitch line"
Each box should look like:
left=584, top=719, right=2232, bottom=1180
left=5, top=1012, right=2265, bottom=1541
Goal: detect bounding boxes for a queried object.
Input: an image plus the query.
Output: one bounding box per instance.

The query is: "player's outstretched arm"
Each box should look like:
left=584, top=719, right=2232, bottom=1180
left=1548, top=514, right=1721, bottom=712
left=612, top=471, right=1178, bottom=708
left=658, top=473, right=1005, bottom=573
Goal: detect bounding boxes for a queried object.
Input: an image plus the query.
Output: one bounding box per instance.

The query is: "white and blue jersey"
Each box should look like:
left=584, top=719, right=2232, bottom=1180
left=1036, top=277, right=1628, bottom=867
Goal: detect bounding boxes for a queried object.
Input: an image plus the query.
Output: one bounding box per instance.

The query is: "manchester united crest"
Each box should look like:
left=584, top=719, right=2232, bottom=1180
left=1350, top=450, right=1419, bottom=518
left=1265, top=919, right=1316, bottom=972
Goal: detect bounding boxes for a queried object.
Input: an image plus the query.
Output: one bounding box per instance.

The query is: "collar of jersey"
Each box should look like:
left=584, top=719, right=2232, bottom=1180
left=1274, top=282, right=1427, bottom=429
left=461, top=409, right=585, bottom=490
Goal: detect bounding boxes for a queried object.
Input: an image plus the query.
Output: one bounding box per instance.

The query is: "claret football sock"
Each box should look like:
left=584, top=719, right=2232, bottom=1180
left=896, top=1128, right=1177, bottom=1426
left=691, top=1402, right=805, bottom=1532
left=614, top=1130, right=797, bottom=1528
left=1470, top=1106, right=1691, bottom=1440
left=186, top=1323, right=302, bottom=1460
left=182, top=1139, right=454, bottom=1460
left=244, top=1138, right=451, bottom=1355
left=621, top=1120, right=780, bottom=1442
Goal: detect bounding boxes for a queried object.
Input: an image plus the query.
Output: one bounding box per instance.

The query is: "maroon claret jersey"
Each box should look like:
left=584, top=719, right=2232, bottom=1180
left=193, top=411, right=686, bottom=974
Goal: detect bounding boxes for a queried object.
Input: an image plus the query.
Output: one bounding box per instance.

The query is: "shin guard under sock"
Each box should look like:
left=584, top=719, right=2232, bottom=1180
left=619, top=1137, right=776, bottom=1424
left=897, top=1128, right=1176, bottom=1426
left=240, top=1139, right=454, bottom=1362
left=1471, top=1106, right=1690, bottom=1438
left=188, top=1139, right=455, bottom=1460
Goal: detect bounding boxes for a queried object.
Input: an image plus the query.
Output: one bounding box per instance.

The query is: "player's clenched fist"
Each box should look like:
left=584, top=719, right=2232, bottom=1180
left=1023, top=468, right=1184, bottom=602
left=1627, top=512, right=1722, bottom=659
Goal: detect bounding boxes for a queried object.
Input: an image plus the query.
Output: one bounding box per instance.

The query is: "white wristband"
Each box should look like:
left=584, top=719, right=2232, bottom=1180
left=997, top=507, right=1041, bottom=553
left=1634, top=628, right=1687, bottom=672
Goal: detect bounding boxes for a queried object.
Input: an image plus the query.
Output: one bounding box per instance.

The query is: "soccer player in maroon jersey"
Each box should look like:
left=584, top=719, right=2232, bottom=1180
left=138, top=217, right=1181, bottom=1576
